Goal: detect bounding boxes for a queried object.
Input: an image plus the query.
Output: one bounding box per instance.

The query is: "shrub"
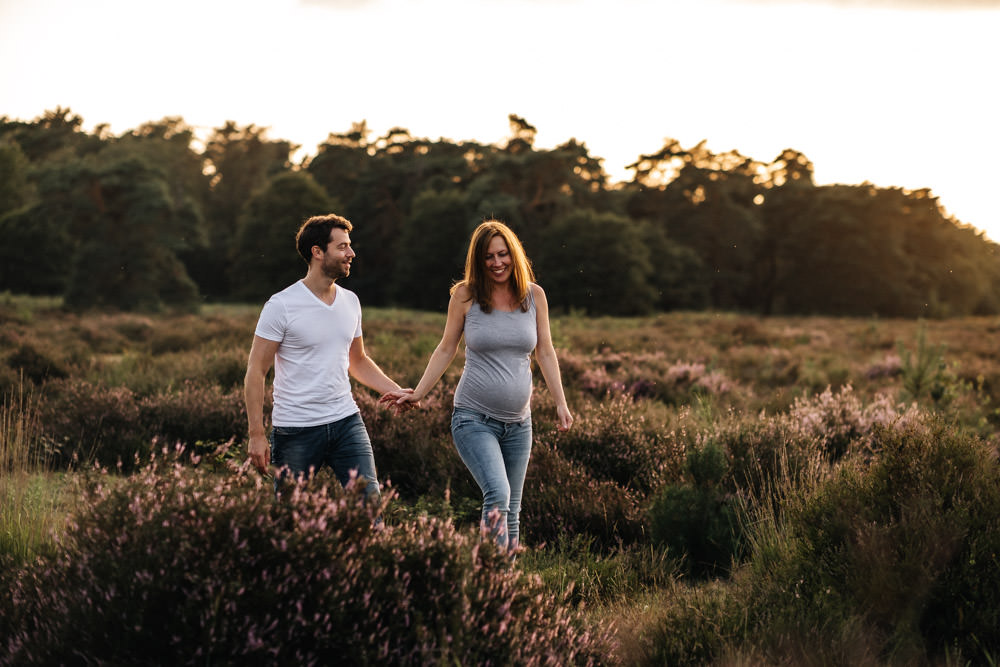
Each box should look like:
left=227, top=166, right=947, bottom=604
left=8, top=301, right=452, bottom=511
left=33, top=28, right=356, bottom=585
left=1, top=449, right=613, bottom=665
left=546, top=394, right=682, bottom=495
left=708, top=412, right=827, bottom=516
left=569, top=351, right=741, bottom=407
left=138, top=381, right=246, bottom=448
left=4, top=343, right=68, bottom=385
left=520, top=533, right=680, bottom=607
left=35, top=378, right=250, bottom=470
left=90, top=348, right=250, bottom=396
left=200, top=348, right=249, bottom=390
left=624, top=580, right=744, bottom=666
left=741, top=419, right=1000, bottom=663
left=648, top=440, right=742, bottom=578
left=897, top=322, right=947, bottom=401
left=865, top=352, right=903, bottom=380
left=147, top=326, right=205, bottom=355
left=112, top=315, right=156, bottom=343
left=527, top=436, right=644, bottom=546
left=358, top=388, right=476, bottom=505
left=37, top=377, right=150, bottom=468
left=786, top=384, right=922, bottom=459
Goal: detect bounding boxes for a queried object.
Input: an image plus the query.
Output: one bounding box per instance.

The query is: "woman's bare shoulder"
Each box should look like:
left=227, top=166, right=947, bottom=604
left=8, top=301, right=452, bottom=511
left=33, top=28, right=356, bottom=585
left=449, top=282, right=475, bottom=313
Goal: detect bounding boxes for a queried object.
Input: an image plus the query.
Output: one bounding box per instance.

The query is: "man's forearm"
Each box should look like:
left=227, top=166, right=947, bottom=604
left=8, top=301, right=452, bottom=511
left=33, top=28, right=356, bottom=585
left=350, top=356, right=401, bottom=395
left=244, top=372, right=268, bottom=436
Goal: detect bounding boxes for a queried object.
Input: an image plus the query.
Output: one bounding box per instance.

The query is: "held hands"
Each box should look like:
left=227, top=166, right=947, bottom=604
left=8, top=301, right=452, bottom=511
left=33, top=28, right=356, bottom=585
left=379, top=388, right=421, bottom=415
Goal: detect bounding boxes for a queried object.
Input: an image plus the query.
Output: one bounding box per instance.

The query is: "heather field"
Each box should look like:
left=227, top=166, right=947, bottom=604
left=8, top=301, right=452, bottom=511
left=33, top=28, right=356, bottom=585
left=2, top=293, right=1000, bottom=665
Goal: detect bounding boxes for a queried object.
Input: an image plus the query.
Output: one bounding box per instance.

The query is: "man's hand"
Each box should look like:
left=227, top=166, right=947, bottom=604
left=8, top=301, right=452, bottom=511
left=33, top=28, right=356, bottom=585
left=248, top=433, right=271, bottom=475
left=379, top=388, right=421, bottom=415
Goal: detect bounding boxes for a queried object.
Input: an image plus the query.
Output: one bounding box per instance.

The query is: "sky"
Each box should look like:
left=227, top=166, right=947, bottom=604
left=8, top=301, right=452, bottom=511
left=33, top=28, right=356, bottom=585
left=2, top=0, right=998, bottom=239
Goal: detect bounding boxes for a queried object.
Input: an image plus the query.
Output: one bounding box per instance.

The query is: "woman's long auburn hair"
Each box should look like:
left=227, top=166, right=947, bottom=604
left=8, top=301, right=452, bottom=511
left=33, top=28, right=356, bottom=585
left=452, top=220, right=535, bottom=313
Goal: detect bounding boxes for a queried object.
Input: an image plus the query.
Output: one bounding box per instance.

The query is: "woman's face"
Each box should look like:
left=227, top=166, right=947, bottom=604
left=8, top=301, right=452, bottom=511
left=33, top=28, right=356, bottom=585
left=484, top=235, right=512, bottom=285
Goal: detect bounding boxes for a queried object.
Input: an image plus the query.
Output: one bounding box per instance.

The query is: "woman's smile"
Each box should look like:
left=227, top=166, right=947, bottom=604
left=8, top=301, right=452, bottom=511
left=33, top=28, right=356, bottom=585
left=485, top=236, right=512, bottom=282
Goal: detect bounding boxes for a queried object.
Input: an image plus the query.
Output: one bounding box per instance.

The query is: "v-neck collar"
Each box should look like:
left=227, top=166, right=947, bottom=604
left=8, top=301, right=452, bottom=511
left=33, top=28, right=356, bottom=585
left=300, top=280, right=338, bottom=308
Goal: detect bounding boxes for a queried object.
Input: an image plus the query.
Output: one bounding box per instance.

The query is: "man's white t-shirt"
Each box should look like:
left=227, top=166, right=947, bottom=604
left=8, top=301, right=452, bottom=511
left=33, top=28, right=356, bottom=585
left=254, top=280, right=362, bottom=427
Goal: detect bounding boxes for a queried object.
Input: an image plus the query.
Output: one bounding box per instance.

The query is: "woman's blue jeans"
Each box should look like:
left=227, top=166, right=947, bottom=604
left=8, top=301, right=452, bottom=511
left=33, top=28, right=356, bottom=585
left=451, top=407, right=532, bottom=551
left=270, top=412, right=381, bottom=503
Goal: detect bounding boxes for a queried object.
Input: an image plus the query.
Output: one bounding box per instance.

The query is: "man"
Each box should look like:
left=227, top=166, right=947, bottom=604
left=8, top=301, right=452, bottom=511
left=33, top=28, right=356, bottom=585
left=245, top=213, right=410, bottom=501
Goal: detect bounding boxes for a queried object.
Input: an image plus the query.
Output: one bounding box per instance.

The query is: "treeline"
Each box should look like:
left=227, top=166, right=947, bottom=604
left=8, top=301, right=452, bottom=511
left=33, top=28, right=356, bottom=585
left=1, top=107, right=997, bottom=317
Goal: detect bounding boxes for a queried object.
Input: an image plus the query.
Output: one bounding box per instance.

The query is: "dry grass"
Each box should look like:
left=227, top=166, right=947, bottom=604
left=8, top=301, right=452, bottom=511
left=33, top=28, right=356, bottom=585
left=0, top=380, right=69, bottom=562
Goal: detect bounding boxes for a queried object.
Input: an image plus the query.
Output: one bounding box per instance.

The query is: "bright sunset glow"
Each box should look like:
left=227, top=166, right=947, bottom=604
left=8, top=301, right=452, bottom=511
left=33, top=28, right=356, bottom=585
left=2, top=0, right=998, bottom=239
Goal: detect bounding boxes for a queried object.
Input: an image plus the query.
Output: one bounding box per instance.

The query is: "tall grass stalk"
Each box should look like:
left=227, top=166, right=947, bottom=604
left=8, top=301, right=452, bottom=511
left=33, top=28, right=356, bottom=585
left=736, top=438, right=830, bottom=575
left=1, top=380, right=65, bottom=562
left=520, top=533, right=681, bottom=605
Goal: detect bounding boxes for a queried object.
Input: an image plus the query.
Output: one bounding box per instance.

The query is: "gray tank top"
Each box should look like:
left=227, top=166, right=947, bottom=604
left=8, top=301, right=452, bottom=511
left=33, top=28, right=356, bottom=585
left=454, top=292, right=537, bottom=422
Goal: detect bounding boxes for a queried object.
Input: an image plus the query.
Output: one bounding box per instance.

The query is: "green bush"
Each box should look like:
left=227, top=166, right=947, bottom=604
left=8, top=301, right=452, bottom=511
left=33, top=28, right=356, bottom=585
left=358, top=389, right=476, bottom=505
left=37, top=378, right=249, bottom=470
left=37, top=377, right=150, bottom=468
left=4, top=343, right=68, bottom=385
left=547, top=394, right=682, bottom=495
left=628, top=580, right=744, bottom=666
left=742, top=419, right=1000, bottom=663
left=648, top=440, right=742, bottom=578
left=0, top=450, right=612, bottom=665
left=527, top=436, right=645, bottom=546
left=710, top=414, right=825, bottom=518
left=138, top=381, right=245, bottom=448
left=200, top=348, right=249, bottom=390
left=521, top=533, right=679, bottom=606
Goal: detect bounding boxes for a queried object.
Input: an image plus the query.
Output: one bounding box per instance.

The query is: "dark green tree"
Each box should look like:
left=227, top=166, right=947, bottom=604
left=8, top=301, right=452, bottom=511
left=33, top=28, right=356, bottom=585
left=191, top=122, right=296, bottom=298
left=0, top=107, right=104, bottom=164
left=42, top=155, right=202, bottom=311
left=625, top=139, right=767, bottom=310
left=534, top=209, right=657, bottom=315
left=0, top=140, right=32, bottom=217
left=394, top=188, right=474, bottom=310
left=0, top=206, right=70, bottom=296
left=340, top=127, right=478, bottom=305
left=115, top=117, right=211, bottom=250
left=4, top=107, right=999, bottom=318
left=640, top=222, right=711, bottom=310
left=0, top=111, right=105, bottom=297
left=756, top=183, right=1000, bottom=317
left=306, top=121, right=372, bottom=211
left=752, top=151, right=816, bottom=314
left=229, top=170, right=335, bottom=303
left=469, top=115, right=611, bottom=252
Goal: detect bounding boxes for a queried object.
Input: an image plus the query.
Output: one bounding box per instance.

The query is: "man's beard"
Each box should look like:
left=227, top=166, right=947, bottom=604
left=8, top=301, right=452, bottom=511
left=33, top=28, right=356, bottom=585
left=322, top=259, right=350, bottom=281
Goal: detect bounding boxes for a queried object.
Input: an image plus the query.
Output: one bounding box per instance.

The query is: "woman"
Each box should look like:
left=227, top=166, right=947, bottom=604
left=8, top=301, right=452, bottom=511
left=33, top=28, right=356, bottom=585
left=381, top=219, right=573, bottom=552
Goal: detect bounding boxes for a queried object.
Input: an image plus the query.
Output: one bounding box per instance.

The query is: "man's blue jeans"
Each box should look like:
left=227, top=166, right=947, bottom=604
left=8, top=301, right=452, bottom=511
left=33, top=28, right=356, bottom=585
left=270, top=412, right=381, bottom=502
left=451, top=407, right=532, bottom=551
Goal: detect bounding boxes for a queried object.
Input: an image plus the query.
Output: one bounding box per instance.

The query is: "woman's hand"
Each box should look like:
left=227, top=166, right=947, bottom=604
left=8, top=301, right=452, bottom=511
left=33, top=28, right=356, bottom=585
left=379, top=388, right=421, bottom=414
left=556, top=404, right=574, bottom=432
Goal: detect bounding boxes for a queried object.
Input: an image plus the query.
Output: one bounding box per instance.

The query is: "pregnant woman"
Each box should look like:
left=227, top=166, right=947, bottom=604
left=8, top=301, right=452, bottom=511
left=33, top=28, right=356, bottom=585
left=381, top=219, right=573, bottom=553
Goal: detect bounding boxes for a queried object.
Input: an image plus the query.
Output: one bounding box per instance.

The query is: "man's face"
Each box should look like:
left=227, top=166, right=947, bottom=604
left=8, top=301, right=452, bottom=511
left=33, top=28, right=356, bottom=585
left=319, top=227, right=355, bottom=280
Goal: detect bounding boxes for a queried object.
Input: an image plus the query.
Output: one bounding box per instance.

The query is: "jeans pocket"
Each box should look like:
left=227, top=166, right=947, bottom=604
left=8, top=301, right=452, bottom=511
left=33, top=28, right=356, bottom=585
left=451, top=409, right=483, bottom=431
left=272, top=425, right=306, bottom=437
